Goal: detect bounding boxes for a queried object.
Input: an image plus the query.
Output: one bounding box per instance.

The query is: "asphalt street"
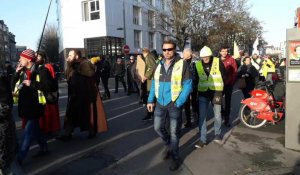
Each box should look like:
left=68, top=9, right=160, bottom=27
left=13, top=79, right=288, bottom=175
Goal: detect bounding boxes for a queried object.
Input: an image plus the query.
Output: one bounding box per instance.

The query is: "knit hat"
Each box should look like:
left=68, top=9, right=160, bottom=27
left=20, top=49, right=36, bottom=61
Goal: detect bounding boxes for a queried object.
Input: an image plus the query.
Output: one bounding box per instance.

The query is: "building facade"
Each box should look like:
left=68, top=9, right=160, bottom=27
left=56, top=0, right=173, bottom=64
left=0, top=20, right=16, bottom=67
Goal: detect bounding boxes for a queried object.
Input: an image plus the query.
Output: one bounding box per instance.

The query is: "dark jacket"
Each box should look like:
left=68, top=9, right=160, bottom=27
left=0, top=75, right=17, bottom=169
left=112, top=63, right=125, bottom=77
left=148, top=56, right=193, bottom=107
left=238, top=64, right=259, bottom=91
left=14, top=65, right=53, bottom=119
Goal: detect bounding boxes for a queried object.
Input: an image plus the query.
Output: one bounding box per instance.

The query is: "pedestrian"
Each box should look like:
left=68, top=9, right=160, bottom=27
left=251, top=52, right=262, bottom=71
left=57, top=50, right=108, bottom=141
left=147, top=39, right=192, bottom=171
left=35, top=51, right=60, bottom=136
left=126, top=56, right=139, bottom=96
left=112, top=58, right=127, bottom=93
left=13, top=49, right=49, bottom=164
left=182, top=48, right=197, bottom=127
left=220, top=46, right=237, bottom=127
left=194, top=46, right=225, bottom=148
left=261, top=55, right=275, bottom=84
left=100, top=56, right=111, bottom=99
left=237, top=57, right=259, bottom=98
left=140, top=47, right=156, bottom=121
left=4, top=61, right=15, bottom=88
left=0, top=71, right=19, bottom=174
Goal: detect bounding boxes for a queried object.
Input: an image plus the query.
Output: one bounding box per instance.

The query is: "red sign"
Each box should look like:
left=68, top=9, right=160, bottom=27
left=123, top=45, right=130, bottom=55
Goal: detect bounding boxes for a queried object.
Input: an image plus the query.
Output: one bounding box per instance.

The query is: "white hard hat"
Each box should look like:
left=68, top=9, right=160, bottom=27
left=200, top=46, right=213, bottom=58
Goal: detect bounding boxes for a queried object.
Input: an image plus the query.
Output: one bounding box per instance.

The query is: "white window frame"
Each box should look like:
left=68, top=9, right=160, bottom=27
left=134, top=30, right=141, bottom=48
left=82, top=0, right=100, bottom=21
left=133, top=6, right=141, bottom=25
left=149, top=32, right=155, bottom=49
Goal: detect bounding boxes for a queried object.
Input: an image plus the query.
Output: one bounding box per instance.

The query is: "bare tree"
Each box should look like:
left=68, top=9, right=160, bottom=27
left=37, top=24, right=59, bottom=63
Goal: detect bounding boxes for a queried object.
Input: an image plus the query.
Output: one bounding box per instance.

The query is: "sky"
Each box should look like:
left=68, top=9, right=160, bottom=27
left=0, top=0, right=299, bottom=49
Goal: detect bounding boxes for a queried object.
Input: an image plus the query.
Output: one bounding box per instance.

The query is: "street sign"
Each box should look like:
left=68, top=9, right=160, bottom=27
left=123, top=45, right=130, bottom=55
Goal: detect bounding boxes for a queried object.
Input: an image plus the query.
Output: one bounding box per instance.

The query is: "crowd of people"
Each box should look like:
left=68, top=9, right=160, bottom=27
left=0, top=39, right=286, bottom=173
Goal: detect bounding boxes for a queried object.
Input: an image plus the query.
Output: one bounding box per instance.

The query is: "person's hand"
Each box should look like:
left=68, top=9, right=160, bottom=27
left=147, top=103, right=155, bottom=112
left=22, top=80, right=31, bottom=87
left=142, top=76, right=147, bottom=82
left=16, top=63, right=23, bottom=73
left=241, top=75, right=245, bottom=78
left=245, top=74, right=249, bottom=77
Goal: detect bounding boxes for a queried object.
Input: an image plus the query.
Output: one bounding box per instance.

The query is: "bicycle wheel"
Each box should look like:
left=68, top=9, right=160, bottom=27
left=239, top=104, right=267, bottom=129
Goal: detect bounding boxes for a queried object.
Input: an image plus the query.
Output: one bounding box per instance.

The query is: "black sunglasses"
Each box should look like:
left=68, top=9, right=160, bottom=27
left=162, top=48, right=174, bottom=52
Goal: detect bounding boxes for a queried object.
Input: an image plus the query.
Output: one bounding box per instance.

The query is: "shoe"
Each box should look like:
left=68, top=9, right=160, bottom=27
left=56, top=135, right=72, bottom=142
left=213, top=135, right=222, bottom=144
left=87, top=133, right=96, bottom=139
left=32, top=150, right=49, bottom=158
left=162, top=147, right=171, bottom=160
left=184, top=122, right=192, bottom=128
left=114, top=90, right=118, bottom=93
left=194, top=140, right=206, bottom=148
left=142, top=115, right=152, bottom=121
left=169, top=159, right=180, bottom=171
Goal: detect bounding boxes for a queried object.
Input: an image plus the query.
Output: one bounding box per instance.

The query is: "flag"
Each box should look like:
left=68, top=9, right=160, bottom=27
left=233, top=41, right=239, bottom=59
left=252, top=37, right=259, bottom=55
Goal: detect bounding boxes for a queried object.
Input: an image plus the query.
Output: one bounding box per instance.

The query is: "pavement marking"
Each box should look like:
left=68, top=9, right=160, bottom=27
left=107, top=106, right=144, bottom=121
left=110, top=102, right=139, bottom=111
left=28, top=125, right=153, bottom=175
left=28, top=105, right=144, bottom=151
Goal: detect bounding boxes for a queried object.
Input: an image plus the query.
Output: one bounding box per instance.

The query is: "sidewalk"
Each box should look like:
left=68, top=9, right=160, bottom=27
left=183, top=123, right=300, bottom=175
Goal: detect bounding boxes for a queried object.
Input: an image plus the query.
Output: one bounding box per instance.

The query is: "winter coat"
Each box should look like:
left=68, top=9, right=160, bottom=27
left=222, top=55, right=238, bottom=86
left=0, top=75, right=17, bottom=169
left=237, top=64, right=259, bottom=91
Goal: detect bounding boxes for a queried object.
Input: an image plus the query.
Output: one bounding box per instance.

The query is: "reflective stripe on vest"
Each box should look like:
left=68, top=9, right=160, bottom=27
left=13, top=74, right=47, bottom=105
left=36, top=75, right=47, bottom=105
left=196, top=57, right=224, bottom=92
left=154, top=59, right=184, bottom=102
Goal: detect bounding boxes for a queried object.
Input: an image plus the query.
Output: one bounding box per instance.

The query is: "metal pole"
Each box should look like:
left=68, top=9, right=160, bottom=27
left=123, top=0, right=126, bottom=45
left=37, top=0, right=53, bottom=53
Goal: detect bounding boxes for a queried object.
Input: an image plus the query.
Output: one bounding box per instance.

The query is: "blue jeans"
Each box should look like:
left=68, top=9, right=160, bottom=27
left=154, top=103, right=182, bottom=159
left=17, top=119, right=48, bottom=162
left=198, top=96, right=222, bottom=143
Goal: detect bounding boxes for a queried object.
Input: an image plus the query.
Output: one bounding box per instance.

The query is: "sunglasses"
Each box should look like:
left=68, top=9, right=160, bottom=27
left=162, top=48, right=174, bottom=52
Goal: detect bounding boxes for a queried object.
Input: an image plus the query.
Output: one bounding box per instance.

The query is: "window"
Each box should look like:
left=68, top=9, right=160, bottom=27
left=82, top=0, right=100, bottom=21
left=161, top=34, right=167, bottom=45
left=148, top=10, right=155, bottom=28
left=149, top=32, right=155, bottom=49
left=133, top=6, right=141, bottom=25
left=146, top=0, right=153, bottom=6
left=134, top=30, right=141, bottom=48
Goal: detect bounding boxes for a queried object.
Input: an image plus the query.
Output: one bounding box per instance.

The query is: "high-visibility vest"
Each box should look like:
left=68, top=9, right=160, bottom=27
left=13, top=73, right=46, bottom=105
left=262, top=59, right=275, bottom=78
left=154, top=59, right=184, bottom=102
left=195, top=57, right=224, bottom=92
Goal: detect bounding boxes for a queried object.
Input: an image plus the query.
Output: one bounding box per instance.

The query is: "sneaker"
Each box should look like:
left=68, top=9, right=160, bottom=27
left=213, top=135, right=222, bottom=144
left=142, top=115, right=152, bottom=121
left=162, top=147, right=171, bottom=160
left=194, top=140, right=206, bottom=148
left=169, top=158, right=180, bottom=171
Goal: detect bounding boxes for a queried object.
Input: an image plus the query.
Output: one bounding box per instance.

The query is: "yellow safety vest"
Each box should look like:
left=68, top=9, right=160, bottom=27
left=154, top=59, right=184, bottom=102
left=196, top=57, right=224, bottom=92
left=262, top=59, right=275, bottom=78
left=13, top=73, right=47, bottom=105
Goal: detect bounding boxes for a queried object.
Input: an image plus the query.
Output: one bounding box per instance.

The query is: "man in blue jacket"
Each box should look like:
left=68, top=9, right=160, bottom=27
left=147, top=39, right=192, bottom=171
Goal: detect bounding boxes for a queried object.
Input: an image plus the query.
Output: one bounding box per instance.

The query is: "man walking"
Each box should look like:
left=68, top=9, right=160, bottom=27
left=220, top=46, right=237, bottom=127
left=194, top=46, right=225, bottom=148
left=112, top=58, right=127, bottom=93
left=140, top=48, right=156, bottom=121
left=147, top=40, right=192, bottom=171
